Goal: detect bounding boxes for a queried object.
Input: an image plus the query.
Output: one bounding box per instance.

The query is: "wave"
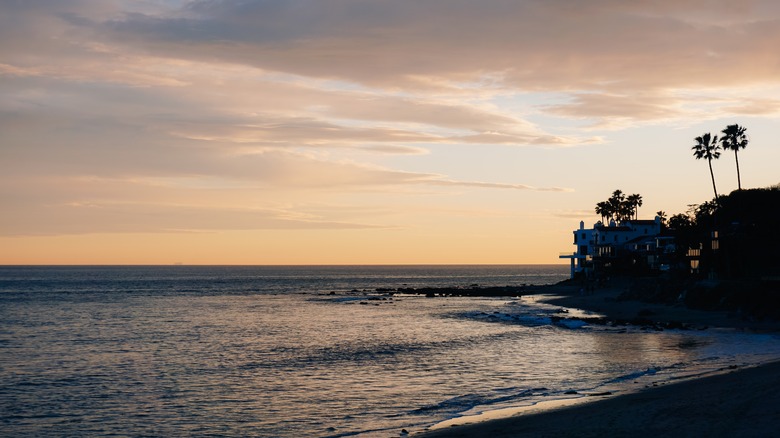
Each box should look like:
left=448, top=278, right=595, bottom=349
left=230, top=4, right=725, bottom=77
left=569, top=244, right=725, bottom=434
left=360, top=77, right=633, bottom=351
left=410, top=386, right=547, bottom=416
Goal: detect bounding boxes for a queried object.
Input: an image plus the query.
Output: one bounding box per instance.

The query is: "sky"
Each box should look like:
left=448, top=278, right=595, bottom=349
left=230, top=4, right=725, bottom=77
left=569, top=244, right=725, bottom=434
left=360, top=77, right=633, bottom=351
left=1, top=0, right=779, bottom=265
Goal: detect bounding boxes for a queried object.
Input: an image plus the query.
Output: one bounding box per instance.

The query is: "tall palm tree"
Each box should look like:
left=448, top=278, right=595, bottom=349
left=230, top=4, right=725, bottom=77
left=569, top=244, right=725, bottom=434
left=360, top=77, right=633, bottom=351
left=720, top=124, right=749, bottom=190
left=619, top=201, right=634, bottom=223
left=627, top=193, right=643, bottom=219
left=595, top=201, right=609, bottom=224
left=608, top=190, right=625, bottom=223
left=692, top=133, right=721, bottom=201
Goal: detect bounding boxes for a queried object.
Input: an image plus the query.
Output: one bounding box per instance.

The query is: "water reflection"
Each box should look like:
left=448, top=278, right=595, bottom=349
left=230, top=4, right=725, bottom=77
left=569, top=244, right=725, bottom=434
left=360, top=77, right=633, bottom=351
left=3, top=281, right=779, bottom=437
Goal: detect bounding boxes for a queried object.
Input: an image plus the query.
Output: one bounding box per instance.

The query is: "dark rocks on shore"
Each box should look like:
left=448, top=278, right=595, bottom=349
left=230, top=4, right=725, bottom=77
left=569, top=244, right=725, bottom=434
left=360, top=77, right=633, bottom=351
left=620, top=275, right=780, bottom=321
left=385, top=285, right=534, bottom=297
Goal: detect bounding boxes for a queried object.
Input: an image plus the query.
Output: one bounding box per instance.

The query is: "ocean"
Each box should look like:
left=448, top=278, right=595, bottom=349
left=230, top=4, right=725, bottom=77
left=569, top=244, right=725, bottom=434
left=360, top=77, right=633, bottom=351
left=2, top=265, right=779, bottom=437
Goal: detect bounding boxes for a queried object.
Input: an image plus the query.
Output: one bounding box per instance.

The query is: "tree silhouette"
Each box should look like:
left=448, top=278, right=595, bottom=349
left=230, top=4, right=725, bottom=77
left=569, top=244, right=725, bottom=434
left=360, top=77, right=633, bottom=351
left=656, top=210, right=667, bottom=228
left=720, top=124, right=749, bottom=190
left=669, top=213, right=694, bottom=230
left=627, top=193, right=643, bottom=219
left=692, top=133, right=721, bottom=201
left=595, top=190, right=644, bottom=224
left=595, top=201, right=609, bottom=224
left=608, top=190, right=626, bottom=222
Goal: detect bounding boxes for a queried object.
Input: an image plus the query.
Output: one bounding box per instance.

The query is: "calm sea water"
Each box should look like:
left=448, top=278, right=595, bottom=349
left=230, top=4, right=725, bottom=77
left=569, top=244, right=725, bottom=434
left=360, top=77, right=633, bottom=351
left=2, top=265, right=779, bottom=437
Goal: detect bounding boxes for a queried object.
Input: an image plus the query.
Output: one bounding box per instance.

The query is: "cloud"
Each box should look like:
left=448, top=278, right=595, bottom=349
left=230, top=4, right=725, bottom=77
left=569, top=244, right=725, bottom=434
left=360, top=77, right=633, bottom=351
left=542, top=93, right=684, bottom=128
left=68, top=0, right=780, bottom=93
left=11, top=0, right=776, bottom=138
left=0, top=55, right=575, bottom=149
left=425, top=179, right=571, bottom=192
left=3, top=0, right=777, bottom=242
left=0, top=201, right=384, bottom=236
left=6, top=2, right=780, bottom=94
left=359, top=145, right=428, bottom=155
left=724, top=98, right=780, bottom=115
left=0, top=169, right=570, bottom=237
left=554, top=210, right=600, bottom=220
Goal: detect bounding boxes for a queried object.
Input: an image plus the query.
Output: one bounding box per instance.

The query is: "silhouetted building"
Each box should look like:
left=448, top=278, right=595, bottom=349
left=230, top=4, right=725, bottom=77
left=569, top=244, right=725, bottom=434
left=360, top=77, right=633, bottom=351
left=560, top=217, right=669, bottom=278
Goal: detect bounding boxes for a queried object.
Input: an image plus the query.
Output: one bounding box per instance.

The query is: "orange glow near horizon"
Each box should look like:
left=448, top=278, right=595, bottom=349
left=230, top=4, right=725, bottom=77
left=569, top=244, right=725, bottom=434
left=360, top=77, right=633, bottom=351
left=0, top=224, right=571, bottom=265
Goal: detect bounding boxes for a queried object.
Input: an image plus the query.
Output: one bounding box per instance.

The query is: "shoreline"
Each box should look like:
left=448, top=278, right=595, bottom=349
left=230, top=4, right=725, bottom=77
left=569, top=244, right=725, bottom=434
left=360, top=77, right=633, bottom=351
left=537, top=276, right=780, bottom=332
left=392, top=276, right=780, bottom=332
left=399, top=277, right=780, bottom=437
left=416, top=359, right=780, bottom=437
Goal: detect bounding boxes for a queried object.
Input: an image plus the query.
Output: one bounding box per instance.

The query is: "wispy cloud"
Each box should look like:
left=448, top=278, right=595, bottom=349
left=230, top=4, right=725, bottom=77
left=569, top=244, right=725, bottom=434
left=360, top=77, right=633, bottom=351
left=425, top=179, right=571, bottom=192
left=73, top=1, right=780, bottom=92
left=0, top=201, right=386, bottom=236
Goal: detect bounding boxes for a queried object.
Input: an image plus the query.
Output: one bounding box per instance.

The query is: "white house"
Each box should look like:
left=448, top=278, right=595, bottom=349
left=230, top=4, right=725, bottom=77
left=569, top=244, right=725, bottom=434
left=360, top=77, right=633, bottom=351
left=592, top=218, right=662, bottom=257
left=560, top=217, right=664, bottom=278
left=560, top=220, right=593, bottom=279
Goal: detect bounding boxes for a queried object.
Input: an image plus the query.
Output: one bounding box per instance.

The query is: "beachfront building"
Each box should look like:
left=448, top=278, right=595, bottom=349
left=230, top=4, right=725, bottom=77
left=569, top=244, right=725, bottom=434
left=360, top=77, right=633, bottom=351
left=560, top=217, right=665, bottom=278
left=560, top=221, right=592, bottom=279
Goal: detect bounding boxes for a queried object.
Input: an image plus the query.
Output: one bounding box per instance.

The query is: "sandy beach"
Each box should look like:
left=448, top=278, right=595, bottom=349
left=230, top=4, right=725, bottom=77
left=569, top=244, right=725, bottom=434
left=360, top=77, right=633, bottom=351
left=416, top=278, right=780, bottom=437
left=419, top=360, right=780, bottom=437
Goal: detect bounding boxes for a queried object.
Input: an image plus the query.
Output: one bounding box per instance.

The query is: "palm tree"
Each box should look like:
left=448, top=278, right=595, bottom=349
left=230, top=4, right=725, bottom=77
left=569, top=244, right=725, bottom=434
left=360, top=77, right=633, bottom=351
left=608, top=190, right=625, bottom=223
left=619, top=201, right=634, bottom=222
left=692, top=133, right=721, bottom=201
left=656, top=210, right=667, bottom=228
left=627, top=193, right=643, bottom=220
left=595, top=201, right=609, bottom=225
left=720, top=124, right=748, bottom=190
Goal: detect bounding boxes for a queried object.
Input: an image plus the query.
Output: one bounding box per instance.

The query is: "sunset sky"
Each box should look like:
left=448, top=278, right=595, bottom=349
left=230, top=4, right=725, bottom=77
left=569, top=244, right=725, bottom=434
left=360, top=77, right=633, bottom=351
left=2, top=0, right=779, bottom=265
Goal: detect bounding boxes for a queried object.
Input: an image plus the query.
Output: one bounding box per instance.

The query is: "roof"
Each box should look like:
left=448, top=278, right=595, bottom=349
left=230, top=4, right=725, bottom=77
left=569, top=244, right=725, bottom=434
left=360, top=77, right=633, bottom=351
left=625, top=220, right=659, bottom=225
left=594, top=225, right=633, bottom=232
left=625, top=235, right=656, bottom=245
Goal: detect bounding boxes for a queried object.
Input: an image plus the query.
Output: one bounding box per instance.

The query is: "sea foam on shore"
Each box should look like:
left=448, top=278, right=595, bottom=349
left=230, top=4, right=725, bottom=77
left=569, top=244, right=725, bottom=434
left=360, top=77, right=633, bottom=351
left=419, top=360, right=780, bottom=437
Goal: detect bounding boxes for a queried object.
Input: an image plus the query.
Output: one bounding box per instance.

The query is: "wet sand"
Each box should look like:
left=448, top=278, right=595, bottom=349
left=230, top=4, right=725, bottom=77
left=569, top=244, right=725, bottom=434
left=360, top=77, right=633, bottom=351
left=418, top=360, right=780, bottom=437
left=415, top=278, right=780, bottom=437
